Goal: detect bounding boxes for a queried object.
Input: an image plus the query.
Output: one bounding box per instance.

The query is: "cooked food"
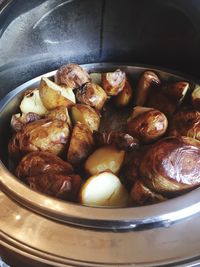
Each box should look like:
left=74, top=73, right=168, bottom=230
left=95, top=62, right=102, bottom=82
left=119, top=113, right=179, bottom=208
left=192, top=86, right=200, bottom=109
left=114, top=79, right=133, bottom=107
left=67, top=122, right=94, bottom=165
left=79, top=172, right=129, bottom=207
left=129, top=180, right=167, bottom=206
left=127, top=106, right=168, bottom=143
left=55, top=63, right=90, bottom=88
left=85, top=145, right=125, bottom=176
left=9, top=119, right=70, bottom=159
left=94, top=131, right=139, bottom=152
left=39, top=77, right=75, bottom=110
left=20, top=88, right=47, bottom=115
left=146, top=81, right=189, bottom=118
left=11, top=112, right=41, bottom=132
left=45, top=106, right=72, bottom=128
left=140, top=136, right=200, bottom=195
left=136, top=71, right=160, bottom=106
left=16, top=151, right=73, bottom=180
left=7, top=63, right=200, bottom=207
left=71, top=104, right=100, bottom=132
left=102, top=69, right=126, bottom=96
left=76, top=82, right=107, bottom=110
left=169, top=109, right=200, bottom=141
left=27, top=173, right=82, bottom=201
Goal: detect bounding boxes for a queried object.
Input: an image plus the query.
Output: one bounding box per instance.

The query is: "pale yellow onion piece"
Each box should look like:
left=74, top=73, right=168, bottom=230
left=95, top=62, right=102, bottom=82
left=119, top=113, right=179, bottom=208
left=20, top=89, right=47, bottom=115
left=80, top=172, right=129, bottom=207
left=85, top=145, right=125, bottom=175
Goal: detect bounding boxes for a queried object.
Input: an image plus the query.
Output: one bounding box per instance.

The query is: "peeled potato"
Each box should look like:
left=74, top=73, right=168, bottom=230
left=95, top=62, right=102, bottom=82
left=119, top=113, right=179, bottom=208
left=79, top=172, right=129, bottom=207
left=71, top=104, right=100, bottom=132
left=20, top=89, right=47, bottom=115
left=39, top=77, right=75, bottom=110
left=67, top=122, right=94, bottom=165
left=85, top=145, right=125, bottom=176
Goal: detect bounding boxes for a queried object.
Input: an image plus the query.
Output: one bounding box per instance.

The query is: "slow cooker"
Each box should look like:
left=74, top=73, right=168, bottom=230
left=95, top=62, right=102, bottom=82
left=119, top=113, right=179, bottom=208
left=1, top=1, right=200, bottom=266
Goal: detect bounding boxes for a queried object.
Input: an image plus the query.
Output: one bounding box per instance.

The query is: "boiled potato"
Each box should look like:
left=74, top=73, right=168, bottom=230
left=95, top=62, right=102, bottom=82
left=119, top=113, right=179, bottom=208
left=20, top=88, right=47, bottom=115
left=39, top=77, right=75, bottom=110
left=79, top=172, right=129, bottom=207
left=102, top=69, right=126, bottom=96
left=45, top=106, right=72, bottom=128
left=71, top=104, right=100, bottom=132
left=114, top=79, right=133, bottom=107
left=67, top=122, right=94, bottom=165
left=76, top=82, right=107, bottom=110
left=85, top=145, right=125, bottom=176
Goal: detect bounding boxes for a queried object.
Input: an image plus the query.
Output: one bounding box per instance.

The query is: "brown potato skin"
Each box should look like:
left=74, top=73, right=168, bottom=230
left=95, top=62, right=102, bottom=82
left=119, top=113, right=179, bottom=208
left=114, top=79, right=133, bottom=107
left=76, top=82, right=107, bottom=110
left=140, top=136, right=200, bottom=196
left=16, top=151, right=73, bottom=180
left=102, top=69, right=126, bottom=96
left=129, top=180, right=167, bottom=206
left=127, top=108, right=168, bottom=144
left=11, top=113, right=41, bottom=132
left=67, top=122, right=94, bottom=166
left=94, top=131, right=139, bottom=152
left=146, top=81, right=189, bottom=118
left=136, top=71, right=160, bottom=106
left=169, top=109, right=200, bottom=141
left=8, top=119, right=70, bottom=159
left=27, top=173, right=82, bottom=201
left=71, top=104, right=100, bottom=132
left=55, top=63, right=90, bottom=88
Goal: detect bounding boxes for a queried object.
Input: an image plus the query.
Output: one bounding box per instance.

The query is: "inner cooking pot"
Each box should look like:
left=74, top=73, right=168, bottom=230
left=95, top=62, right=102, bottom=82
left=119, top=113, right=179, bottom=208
left=1, top=1, right=200, bottom=266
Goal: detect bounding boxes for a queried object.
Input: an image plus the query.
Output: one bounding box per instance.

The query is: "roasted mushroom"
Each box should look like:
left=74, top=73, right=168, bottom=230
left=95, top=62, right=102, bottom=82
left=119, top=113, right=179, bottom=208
left=76, top=82, right=107, bottom=110
left=102, top=69, right=126, bottom=96
left=169, top=108, right=200, bottom=141
left=127, top=106, right=168, bottom=144
left=55, top=63, right=90, bottom=88
left=9, top=119, right=70, bottom=159
left=140, top=136, right=200, bottom=196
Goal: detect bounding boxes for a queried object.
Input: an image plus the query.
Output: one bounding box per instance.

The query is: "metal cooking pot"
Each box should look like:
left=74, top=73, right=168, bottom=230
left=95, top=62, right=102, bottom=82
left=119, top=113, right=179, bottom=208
left=1, top=1, right=200, bottom=266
